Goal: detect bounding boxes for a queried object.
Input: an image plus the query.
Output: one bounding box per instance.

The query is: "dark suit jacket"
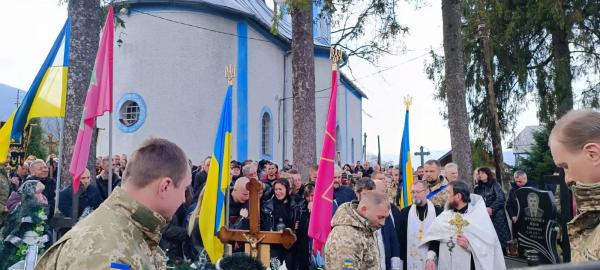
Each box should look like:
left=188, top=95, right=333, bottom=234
left=382, top=204, right=402, bottom=270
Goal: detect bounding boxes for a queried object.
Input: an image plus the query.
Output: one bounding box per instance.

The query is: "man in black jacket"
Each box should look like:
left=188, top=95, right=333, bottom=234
left=333, top=169, right=356, bottom=211
left=95, top=156, right=121, bottom=201
left=506, top=170, right=533, bottom=224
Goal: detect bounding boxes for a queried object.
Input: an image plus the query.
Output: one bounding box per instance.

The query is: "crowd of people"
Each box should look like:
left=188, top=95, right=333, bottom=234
left=0, top=109, right=598, bottom=269
left=0, top=146, right=565, bottom=269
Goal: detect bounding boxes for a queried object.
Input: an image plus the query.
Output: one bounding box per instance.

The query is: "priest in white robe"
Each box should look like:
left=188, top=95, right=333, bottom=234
left=422, top=181, right=506, bottom=270
left=397, top=180, right=443, bottom=270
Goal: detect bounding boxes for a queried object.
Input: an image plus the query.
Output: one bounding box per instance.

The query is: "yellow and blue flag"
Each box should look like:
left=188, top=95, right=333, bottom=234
left=0, top=18, right=70, bottom=162
left=198, top=86, right=232, bottom=263
left=399, top=104, right=414, bottom=208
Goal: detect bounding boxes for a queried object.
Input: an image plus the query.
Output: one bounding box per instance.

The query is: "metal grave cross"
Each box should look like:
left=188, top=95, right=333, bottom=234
left=414, top=146, right=430, bottom=167
left=218, top=177, right=297, bottom=266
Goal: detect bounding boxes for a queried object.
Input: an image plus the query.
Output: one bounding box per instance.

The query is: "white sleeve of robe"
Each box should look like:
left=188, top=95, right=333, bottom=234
left=420, top=194, right=506, bottom=270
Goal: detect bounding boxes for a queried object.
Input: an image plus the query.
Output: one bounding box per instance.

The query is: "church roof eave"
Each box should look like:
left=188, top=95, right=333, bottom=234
left=339, top=73, right=368, bottom=100
left=118, top=0, right=331, bottom=49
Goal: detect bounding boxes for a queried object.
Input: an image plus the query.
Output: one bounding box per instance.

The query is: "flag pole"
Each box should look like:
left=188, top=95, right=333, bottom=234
left=222, top=64, right=236, bottom=258
left=52, top=117, right=65, bottom=242
left=108, top=111, right=113, bottom=194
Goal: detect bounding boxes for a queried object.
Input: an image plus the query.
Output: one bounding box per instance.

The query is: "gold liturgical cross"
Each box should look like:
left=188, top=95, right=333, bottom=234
left=449, top=213, right=469, bottom=235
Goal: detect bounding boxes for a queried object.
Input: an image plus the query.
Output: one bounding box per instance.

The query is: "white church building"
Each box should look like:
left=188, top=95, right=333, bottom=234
left=97, top=0, right=366, bottom=165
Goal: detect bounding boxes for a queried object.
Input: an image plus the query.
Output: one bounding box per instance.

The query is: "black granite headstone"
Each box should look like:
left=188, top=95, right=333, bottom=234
left=515, top=187, right=560, bottom=264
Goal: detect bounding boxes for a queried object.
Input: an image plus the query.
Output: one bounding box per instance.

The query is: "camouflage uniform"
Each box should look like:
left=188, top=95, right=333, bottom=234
left=428, top=178, right=449, bottom=209
left=568, top=182, right=600, bottom=262
left=35, top=187, right=168, bottom=270
left=388, top=181, right=398, bottom=205
left=325, top=201, right=379, bottom=270
left=0, top=165, right=9, bottom=225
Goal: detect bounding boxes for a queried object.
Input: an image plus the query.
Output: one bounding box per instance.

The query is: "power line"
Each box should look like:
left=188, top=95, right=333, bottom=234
left=314, top=47, right=442, bottom=93
left=129, top=8, right=275, bottom=44
left=130, top=8, right=441, bottom=100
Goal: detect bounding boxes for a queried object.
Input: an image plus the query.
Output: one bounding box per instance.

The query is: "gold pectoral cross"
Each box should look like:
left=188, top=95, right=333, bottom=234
left=417, top=222, right=424, bottom=241
left=449, top=213, right=469, bottom=235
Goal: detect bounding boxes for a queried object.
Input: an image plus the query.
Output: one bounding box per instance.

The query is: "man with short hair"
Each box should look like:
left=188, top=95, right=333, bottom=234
left=325, top=191, right=390, bottom=269
left=397, top=180, right=443, bottom=270
left=58, top=168, right=103, bottom=219
left=288, top=169, right=304, bottom=201
left=354, top=177, right=376, bottom=199
left=96, top=156, right=122, bottom=202
left=230, top=177, right=250, bottom=229
left=333, top=168, right=357, bottom=210
left=415, top=166, right=425, bottom=180
left=263, top=162, right=279, bottom=183
left=549, top=109, right=600, bottom=262
left=27, top=159, right=57, bottom=219
left=506, top=170, right=532, bottom=223
left=36, top=138, right=192, bottom=270
left=228, top=177, right=251, bottom=253
left=444, top=163, right=459, bottom=182
left=424, top=160, right=448, bottom=208
left=363, top=161, right=374, bottom=178
left=242, top=162, right=258, bottom=179
left=423, top=181, right=505, bottom=270
left=112, top=154, right=122, bottom=177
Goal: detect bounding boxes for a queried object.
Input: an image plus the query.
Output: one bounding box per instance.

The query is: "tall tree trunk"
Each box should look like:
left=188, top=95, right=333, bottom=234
left=59, top=0, right=102, bottom=187
left=442, top=0, right=473, bottom=187
left=551, top=25, right=573, bottom=119
left=291, top=3, right=316, bottom=179
left=479, top=23, right=505, bottom=189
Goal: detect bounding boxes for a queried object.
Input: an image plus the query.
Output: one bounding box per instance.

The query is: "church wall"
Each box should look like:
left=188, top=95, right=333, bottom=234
left=97, top=8, right=238, bottom=164
left=342, top=82, right=363, bottom=164
left=245, top=23, right=286, bottom=163
left=95, top=5, right=364, bottom=169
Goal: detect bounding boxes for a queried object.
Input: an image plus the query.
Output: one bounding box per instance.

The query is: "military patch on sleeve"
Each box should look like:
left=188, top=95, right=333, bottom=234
left=343, top=259, right=353, bottom=269
left=111, top=262, right=130, bottom=270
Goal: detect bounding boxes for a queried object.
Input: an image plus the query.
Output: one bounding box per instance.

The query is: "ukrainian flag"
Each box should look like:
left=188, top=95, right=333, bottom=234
left=399, top=104, right=414, bottom=208
left=199, top=86, right=232, bottom=263
left=0, top=18, right=70, bottom=162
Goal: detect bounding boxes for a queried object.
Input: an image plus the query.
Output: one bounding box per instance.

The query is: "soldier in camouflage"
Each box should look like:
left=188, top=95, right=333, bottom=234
left=549, top=110, right=600, bottom=262
left=325, top=191, right=389, bottom=270
left=35, top=138, right=192, bottom=270
left=423, top=160, right=448, bottom=208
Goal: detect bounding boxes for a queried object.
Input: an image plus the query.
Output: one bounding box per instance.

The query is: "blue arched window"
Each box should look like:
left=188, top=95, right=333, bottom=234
left=260, top=107, right=273, bottom=160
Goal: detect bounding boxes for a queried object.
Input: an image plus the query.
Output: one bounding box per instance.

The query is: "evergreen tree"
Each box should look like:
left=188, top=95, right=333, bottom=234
left=517, top=127, right=556, bottom=186
left=471, top=138, right=494, bottom=169
left=25, top=118, right=47, bottom=160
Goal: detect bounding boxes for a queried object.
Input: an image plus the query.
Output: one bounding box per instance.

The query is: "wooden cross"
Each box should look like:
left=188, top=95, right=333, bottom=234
left=218, top=177, right=297, bottom=266
left=449, top=213, right=470, bottom=235
left=42, top=134, right=59, bottom=155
